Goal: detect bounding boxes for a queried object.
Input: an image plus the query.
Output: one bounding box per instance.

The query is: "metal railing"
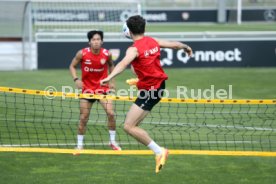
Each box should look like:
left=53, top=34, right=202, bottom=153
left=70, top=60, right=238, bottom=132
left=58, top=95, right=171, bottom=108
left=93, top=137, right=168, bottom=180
left=35, top=31, right=276, bottom=42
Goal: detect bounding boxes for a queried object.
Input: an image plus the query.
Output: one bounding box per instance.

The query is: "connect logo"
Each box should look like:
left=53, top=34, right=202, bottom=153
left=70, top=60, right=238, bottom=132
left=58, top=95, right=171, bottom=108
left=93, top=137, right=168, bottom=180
left=190, top=48, right=241, bottom=63
left=161, top=48, right=242, bottom=66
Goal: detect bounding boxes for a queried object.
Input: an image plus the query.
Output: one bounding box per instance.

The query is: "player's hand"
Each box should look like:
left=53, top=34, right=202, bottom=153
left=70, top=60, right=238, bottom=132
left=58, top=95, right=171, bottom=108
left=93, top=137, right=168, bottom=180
left=184, top=46, right=193, bottom=57
left=75, top=80, right=83, bottom=89
left=100, top=77, right=110, bottom=86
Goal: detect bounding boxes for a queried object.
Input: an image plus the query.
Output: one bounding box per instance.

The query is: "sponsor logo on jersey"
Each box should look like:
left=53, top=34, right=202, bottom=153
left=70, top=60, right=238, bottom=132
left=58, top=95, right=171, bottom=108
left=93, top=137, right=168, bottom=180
left=84, top=60, right=91, bottom=65
left=144, top=46, right=158, bottom=57
left=84, top=66, right=104, bottom=72
left=144, top=51, right=149, bottom=57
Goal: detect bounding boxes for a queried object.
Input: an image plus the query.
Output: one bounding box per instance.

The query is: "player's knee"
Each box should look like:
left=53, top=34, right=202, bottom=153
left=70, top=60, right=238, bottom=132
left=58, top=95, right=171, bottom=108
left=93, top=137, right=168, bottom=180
left=123, top=124, right=129, bottom=132
left=80, top=114, right=89, bottom=124
left=123, top=124, right=132, bottom=134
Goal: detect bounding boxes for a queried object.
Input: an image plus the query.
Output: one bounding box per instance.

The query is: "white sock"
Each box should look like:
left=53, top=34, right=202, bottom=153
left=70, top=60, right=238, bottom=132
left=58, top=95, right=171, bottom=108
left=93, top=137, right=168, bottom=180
left=147, top=140, right=162, bottom=155
left=109, top=130, right=116, bottom=144
left=77, top=135, right=84, bottom=148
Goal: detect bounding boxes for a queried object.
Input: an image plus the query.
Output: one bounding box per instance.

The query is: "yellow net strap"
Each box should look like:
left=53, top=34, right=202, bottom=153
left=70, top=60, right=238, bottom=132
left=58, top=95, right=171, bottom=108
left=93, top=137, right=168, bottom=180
left=1, top=86, right=275, bottom=104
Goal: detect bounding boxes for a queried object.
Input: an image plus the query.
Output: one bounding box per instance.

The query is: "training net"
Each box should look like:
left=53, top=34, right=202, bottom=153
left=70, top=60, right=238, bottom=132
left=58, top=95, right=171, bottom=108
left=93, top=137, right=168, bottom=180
left=0, top=87, right=275, bottom=152
left=31, top=0, right=142, bottom=41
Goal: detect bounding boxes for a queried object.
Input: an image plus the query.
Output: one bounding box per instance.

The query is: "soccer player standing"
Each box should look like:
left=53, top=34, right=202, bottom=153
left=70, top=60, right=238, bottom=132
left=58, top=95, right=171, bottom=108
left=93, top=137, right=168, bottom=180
left=100, top=15, right=193, bottom=173
left=70, top=30, right=121, bottom=151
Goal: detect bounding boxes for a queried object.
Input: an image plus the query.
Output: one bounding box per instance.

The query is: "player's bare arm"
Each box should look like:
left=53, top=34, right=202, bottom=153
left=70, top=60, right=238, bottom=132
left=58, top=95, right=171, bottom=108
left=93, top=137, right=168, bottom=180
left=107, top=52, right=116, bottom=90
left=154, top=38, right=193, bottom=57
left=69, top=50, right=83, bottom=89
left=100, top=47, right=138, bottom=85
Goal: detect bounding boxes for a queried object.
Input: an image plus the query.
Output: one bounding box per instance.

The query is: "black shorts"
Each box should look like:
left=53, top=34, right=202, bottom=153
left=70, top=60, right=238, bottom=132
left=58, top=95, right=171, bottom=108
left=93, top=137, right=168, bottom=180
left=81, top=92, right=110, bottom=104
left=81, top=98, right=98, bottom=104
left=134, top=81, right=166, bottom=111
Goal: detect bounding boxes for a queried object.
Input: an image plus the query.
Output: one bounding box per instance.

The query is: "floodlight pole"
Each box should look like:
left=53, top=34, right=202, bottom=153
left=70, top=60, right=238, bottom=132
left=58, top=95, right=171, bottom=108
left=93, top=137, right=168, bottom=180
left=237, top=0, right=242, bottom=25
left=22, top=0, right=33, bottom=70
left=217, top=0, right=226, bottom=23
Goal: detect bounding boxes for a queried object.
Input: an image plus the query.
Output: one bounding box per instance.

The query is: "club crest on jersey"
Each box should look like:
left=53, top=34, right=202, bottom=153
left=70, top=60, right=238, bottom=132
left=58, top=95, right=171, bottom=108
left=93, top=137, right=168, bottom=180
left=100, top=59, right=106, bottom=65
left=84, top=60, right=91, bottom=65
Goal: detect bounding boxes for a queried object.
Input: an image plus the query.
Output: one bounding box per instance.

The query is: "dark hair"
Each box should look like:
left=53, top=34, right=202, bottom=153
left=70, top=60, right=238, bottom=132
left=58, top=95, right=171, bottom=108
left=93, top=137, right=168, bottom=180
left=87, top=30, right=104, bottom=41
left=126, top=15, right=146, bottom=35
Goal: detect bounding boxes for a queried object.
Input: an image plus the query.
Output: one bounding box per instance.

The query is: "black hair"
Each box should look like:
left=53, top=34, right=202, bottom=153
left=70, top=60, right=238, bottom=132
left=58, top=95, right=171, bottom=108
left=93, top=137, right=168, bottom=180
left=126, top=15, right=146, bottom=35
left=87, top=30, right=104, bottom=41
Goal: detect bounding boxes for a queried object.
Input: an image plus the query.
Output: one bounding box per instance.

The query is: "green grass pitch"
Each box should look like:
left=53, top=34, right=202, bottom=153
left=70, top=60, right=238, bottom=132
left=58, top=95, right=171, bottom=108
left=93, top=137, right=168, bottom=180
left=0, top=68, right=276, bottom=184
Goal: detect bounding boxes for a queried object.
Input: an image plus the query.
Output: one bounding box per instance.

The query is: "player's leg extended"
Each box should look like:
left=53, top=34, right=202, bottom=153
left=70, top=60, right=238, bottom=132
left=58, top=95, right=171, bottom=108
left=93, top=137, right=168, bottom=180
left=76, top=99, right=93, bottom=149
left=99, top=99, right=115, bottom=130
left=123, top=103, right=151, bottom=145
left=124, top=82, right=168, bottom=173
left=124, top=103, right=168, bottom=173
left=99, top=99, right=121, bottom=150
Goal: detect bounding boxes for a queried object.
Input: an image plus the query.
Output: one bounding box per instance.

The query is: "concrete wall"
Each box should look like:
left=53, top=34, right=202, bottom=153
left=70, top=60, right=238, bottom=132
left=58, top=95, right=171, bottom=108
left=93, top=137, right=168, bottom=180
left=0, top=42, right=37, bottom=71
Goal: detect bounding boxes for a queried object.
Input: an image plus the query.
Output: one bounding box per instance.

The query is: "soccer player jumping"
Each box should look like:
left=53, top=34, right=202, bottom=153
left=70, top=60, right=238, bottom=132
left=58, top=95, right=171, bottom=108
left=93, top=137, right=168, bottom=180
left=100, top=15, right=193, bottom=173
left=70, top=30, right=121, bottom=151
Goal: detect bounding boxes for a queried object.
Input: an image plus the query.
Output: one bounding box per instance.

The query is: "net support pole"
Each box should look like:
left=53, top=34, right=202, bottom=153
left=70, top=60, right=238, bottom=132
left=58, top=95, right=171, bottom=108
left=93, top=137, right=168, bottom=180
left=237, top=0, right=242, bottom=25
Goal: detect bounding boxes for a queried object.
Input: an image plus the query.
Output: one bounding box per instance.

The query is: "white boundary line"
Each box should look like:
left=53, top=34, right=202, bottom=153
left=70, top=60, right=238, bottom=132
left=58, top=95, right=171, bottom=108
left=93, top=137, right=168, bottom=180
left=1, top=118, right=275, bottom=131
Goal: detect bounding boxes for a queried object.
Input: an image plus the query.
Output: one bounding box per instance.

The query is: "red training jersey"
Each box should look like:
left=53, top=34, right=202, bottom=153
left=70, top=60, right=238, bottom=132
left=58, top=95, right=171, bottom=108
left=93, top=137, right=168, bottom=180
left=131, top=36, right=168, bottom=90
left=81, top=47, right=110, bottom=94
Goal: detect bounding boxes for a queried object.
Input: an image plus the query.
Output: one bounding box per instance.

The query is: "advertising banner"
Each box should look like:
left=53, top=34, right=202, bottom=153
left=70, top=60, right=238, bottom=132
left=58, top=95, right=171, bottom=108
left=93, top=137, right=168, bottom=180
left=38, top=40, right=276, bottom=68
left=33, top=9, right=276, bottom=23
